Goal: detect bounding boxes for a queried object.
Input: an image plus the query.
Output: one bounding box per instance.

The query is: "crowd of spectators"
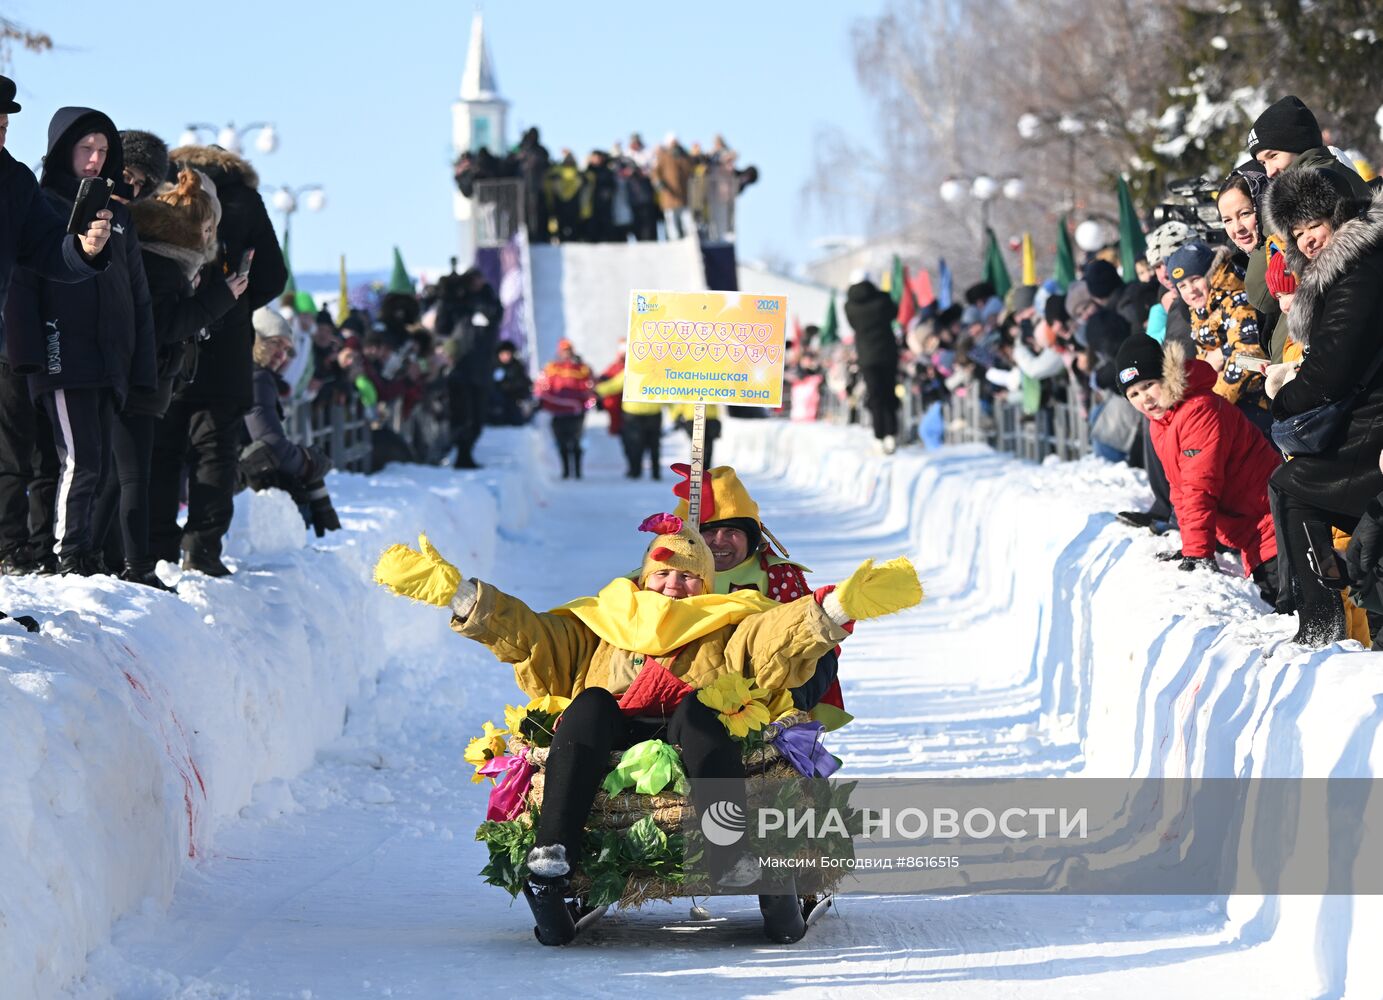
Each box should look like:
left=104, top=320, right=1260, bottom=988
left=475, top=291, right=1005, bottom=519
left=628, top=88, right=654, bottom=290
left=454, top=128, right=758, bottom=245
left=783, top=95, right=1383, bottom=649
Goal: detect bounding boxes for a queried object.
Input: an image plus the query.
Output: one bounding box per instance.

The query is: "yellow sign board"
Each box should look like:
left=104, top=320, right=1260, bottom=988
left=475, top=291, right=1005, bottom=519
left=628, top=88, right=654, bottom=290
left=623, top=290, right=787, bottom=408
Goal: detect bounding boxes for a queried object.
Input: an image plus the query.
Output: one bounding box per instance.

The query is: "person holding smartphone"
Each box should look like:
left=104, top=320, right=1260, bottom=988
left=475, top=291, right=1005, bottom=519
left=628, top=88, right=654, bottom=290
left=149, top=142, right=286, bottom=576
left=5, top=107, right=154, bottom=576
left=0, top=77, right=114, bottom=577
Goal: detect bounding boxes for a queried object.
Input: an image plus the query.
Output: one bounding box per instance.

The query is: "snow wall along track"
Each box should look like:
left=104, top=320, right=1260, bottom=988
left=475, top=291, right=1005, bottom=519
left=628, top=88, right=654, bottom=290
left=718, top=418, right=1383, bottom=997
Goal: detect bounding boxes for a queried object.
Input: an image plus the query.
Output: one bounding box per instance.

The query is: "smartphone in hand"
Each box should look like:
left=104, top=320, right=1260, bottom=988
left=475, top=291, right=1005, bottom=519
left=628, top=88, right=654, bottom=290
left=1232, top=353, right=1271, bottom=375
left=66, top=176, right=115, bottom=235
left=236, top=248, right=255, bottom=279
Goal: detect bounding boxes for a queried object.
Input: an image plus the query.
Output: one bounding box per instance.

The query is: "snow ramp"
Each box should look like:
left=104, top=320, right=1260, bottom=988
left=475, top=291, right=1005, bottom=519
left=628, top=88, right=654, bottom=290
left=529, top=236, right=706, bottom=371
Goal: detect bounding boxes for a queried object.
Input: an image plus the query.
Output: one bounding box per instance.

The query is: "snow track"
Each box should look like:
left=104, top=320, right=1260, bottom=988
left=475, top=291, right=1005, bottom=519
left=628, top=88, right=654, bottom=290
left=20, top=417, right=1383, bottom=998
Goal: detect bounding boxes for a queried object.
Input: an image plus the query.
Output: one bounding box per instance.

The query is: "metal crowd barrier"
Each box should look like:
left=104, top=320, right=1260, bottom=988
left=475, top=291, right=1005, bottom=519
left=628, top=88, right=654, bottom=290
left=941, top=391, right=1090, bottom=462
left=282, top=393, right=375, bottom=473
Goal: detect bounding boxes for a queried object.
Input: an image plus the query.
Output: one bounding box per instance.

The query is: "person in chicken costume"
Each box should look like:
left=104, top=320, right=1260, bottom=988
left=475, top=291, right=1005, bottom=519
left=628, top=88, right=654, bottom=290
left=671, top=463, right=852, bottom=728
left=373, top=514, right=921, bottom=943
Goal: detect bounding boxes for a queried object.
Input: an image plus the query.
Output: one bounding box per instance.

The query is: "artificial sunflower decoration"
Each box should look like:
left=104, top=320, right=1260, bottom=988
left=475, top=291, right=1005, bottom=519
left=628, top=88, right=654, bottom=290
left=463, top=720, right=510, bottom=783
left=696, top=673, right=772, bottom=739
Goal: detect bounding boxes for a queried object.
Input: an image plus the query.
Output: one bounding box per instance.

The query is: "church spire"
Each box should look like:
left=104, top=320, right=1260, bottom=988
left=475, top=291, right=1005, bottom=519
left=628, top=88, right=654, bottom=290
left=460, top=10, right=500, bottom=102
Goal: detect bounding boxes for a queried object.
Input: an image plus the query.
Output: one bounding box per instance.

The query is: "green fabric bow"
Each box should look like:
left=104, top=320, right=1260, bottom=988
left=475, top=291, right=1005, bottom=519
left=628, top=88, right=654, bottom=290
left=600, top=739, right=689, bottom=797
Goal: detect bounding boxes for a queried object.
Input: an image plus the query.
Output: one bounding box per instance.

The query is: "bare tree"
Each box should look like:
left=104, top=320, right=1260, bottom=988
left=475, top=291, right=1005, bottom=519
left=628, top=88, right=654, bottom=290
left=0, top=17, right=53, bottom=74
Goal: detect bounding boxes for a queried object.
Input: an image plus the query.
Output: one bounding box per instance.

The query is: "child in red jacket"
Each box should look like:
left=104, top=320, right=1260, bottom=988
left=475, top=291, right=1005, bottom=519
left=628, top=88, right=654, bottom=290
left=1114, top=335, right=1281, bottom=602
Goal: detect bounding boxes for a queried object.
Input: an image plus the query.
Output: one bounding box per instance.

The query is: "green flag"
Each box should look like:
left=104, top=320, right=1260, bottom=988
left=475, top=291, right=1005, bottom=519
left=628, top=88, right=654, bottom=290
left=1117, top=176, right=1147, bottom=282
left=819, top=291, right=839, bottom=347
left=1054, top=213, right=1077, bottom=291
left=889, top=254, right=905, bottom=305
left=982, top=228, right=1012, bottom=299
left=388, top=246, right=413, bottom=295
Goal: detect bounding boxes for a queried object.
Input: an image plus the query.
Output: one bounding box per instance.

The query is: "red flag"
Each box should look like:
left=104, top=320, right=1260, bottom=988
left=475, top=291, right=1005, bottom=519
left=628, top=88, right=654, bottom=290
left=910, top=269, right=935, bottom=308
left=896, top=265, right=917, bottom=330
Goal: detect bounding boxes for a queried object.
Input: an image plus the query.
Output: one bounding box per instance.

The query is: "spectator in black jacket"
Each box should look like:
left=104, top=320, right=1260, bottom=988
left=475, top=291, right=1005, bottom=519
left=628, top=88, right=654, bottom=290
left=95, top=168, right=243, bottom=588
left=6, top=107, right=154, bottom=576
left=150, top=144, right=286, bottom=576
left=488, top=339, right=532, bottom=425
left=843, top=269, right=901, bottom=453
left=437, top=268, right=502, bottom=468
left=0, top=79, right=114, bottom=576
left=239, top=308, right=339, bottom=538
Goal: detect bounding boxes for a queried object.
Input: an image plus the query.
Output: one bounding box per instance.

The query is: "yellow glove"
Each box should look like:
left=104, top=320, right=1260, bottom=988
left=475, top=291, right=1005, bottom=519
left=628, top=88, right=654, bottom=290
left=373, top=533, right=462, bottom=607
left=835, top=556, right=923, bottom=620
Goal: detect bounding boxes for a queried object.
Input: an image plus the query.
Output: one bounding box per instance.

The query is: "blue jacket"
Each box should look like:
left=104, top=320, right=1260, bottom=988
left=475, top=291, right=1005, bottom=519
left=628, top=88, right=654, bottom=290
left=0, top=146, right=106, bottom=359
left=4, top=107, right=154, bottom=404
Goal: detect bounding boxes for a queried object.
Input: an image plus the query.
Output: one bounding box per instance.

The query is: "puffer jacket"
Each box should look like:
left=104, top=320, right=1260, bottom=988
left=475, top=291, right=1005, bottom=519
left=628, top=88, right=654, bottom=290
left=452, top=579, right=848, bottom=701
left=1150, top=343, right=1279, bottom=569
left=538, top=356, right=594, bottom=415
left=844, top=280, right=899, bottom=370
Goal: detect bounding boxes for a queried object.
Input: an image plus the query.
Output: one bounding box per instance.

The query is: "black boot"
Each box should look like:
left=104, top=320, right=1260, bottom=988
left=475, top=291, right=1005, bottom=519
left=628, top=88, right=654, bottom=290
left=181, top=544, right=232, bottom=578
left=1292, top=590, right=1348, bottom=646
left=522, top=875, right=577, bottom=946
left=57, top=550, right=107, bottom=577
left=560, top=449, right=572, bottom=479
left=121, top=561, right=174, bottom=592
left=759, top=874, right=806, bottom=944
left=1251, top=556, right=1283, bottom=611
left=572, top=448, right=583, bottom=480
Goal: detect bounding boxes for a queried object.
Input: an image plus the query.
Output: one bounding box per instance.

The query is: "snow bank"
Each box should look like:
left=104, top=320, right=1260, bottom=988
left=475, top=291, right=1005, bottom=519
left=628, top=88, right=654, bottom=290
left=0, top=428, right=545, bottom=999
left=721, top=419, right=1383, bottom=996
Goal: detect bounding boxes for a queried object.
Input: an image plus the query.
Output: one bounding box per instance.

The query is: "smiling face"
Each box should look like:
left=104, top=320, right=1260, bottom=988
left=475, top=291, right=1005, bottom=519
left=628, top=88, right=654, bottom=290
left=1218, top=187, right=1260, bottom=252
left=72, top=131, right=109, bottom=178
left=1176, top=274, right=1211, bottom=313
left=701, top=525, right=750, bottom=572
left=1292, top=218, right=1334, bottom=260
left=643, top=569, right=704, bottom=598
left=1126, top=378, right=1168, bottom=420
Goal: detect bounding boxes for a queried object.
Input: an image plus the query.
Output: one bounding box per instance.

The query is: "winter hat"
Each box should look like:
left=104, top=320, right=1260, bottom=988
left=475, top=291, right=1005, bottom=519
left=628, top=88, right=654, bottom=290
left=1114, top=335, right=1165, bottom=396
left=848, top=267, right=874, bottom=286
left=672, top=464, right=759, bottom=525
left=1165, top=241, right=1216, bottom=284
left=294, top=290, right=317, bottom=314
left=964, top=281, right=996, bottom=306
left=1266, top=168, right=1362, bottom=247
left=637, top=513, right=715, bottom=590
left=1145, top=220, right=1194, bottom=265
left=0, top=75, right=21, bottom=114
left=1044, top=293, right=1069, bottom=325
left=1247, top=96, right=1323, bottom=157
left=1005, top=284, right=1038, bottom=317
left=1083, top=259, right=1122, bottom=299
left=315, top=308, right=336, bottom=328
left=1265, top=252, right=1298, bottom=298
left=118, top=130, right=169, bottom=197
left=252, top=306, right=293, bottom=343
left=1065, top=280, right=1093, bottom=319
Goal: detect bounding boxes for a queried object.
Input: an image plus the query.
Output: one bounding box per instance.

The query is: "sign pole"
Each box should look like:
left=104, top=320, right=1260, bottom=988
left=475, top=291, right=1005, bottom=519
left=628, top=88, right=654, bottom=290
left=687, top=402, right=707, bottom=531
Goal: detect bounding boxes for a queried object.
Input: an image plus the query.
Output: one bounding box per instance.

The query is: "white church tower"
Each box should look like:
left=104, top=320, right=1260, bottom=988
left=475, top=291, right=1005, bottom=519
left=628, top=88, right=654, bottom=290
left=452, top=11, right=508, bottom=266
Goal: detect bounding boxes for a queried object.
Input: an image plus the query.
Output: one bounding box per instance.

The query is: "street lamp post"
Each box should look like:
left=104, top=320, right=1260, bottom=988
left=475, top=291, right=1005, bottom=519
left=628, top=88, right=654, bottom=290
left=270, top=184, right=327, bottom=247
left=939, top=174, right=1025, bottom=248
left=178, top=121, right=278, bottom=155
left=1015, top=111, right=1099, bottom=212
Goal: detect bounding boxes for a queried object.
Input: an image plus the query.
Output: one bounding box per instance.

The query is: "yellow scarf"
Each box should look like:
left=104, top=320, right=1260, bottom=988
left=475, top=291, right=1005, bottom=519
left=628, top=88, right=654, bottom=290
left=551, top=578, right=780, bottom=655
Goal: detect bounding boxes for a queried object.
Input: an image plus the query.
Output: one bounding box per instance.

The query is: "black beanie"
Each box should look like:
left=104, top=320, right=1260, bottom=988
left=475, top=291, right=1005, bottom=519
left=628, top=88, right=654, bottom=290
left=1044, top=293, right=1069, bottom=325
left=1114, top=335, right=1165, bottom=395
left=1248, top=96, right=1323, bottom=157
left=1083, top=259, right=1122, bottom=299
left=118, top=130, right=169, bottom=199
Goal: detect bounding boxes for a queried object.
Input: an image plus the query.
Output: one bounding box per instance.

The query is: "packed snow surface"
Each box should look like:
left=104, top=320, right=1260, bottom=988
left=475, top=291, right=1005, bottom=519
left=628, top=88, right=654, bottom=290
left=3, top=418, right=1379, bottom=998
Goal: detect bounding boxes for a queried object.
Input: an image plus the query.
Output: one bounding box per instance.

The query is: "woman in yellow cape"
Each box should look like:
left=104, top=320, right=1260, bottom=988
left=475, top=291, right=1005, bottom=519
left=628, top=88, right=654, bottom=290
left=373, top=512, right=921, bottom=911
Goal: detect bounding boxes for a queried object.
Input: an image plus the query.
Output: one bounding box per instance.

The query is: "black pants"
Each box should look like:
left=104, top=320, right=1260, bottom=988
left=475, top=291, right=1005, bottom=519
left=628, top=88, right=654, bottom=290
left=622, top=413, right=662, bottom=476
left=1274, top=486, right=1356, bottom=634
left=450, top=381, right=487, bottom=466
left=43, top=387, right=114, bottom=559
left=149, top=399, right=242, bottom=563
left=0, top=361, right=58, bottom=558
left=861, top=365, right=899, bottom=440
left=93, top=410, right=155, bottom=570
left=1140, top=419, right=1174, bottom=522
left=537, top=688, right=746, bottom=872
left=551, top=413, right=584, bottom=472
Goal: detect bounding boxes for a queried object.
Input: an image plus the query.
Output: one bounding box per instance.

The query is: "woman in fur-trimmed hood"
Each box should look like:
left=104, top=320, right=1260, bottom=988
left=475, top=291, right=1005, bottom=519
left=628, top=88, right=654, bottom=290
left=1259, top=169, right=1383, bottom=644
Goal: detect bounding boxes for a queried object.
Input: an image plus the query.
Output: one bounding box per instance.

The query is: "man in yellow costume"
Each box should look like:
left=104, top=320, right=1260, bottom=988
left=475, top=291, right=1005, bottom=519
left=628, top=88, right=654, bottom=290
left=672, top=463, right=851, bottom=728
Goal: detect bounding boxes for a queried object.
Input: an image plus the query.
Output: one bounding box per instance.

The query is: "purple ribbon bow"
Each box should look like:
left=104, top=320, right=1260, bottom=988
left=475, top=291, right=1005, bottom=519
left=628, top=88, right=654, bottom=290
left=771, top=721, right=840, bottom=778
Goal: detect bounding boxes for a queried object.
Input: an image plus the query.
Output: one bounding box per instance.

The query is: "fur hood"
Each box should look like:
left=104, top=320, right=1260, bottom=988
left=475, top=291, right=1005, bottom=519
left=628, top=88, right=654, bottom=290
left=1158, top=340, right=1216, bottom=411
left=168, top=144, right=260, bottom=190
left=1275, top=187, right=1383, bottom=348
left=1206, top=244, right=1242, bottom=293
left=130, top=197, right=205, bottom=251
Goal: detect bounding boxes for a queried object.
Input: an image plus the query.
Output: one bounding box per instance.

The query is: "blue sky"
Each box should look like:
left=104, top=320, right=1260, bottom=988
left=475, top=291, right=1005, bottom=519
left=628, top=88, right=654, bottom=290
left=7, top=1, right=880, bottom=279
